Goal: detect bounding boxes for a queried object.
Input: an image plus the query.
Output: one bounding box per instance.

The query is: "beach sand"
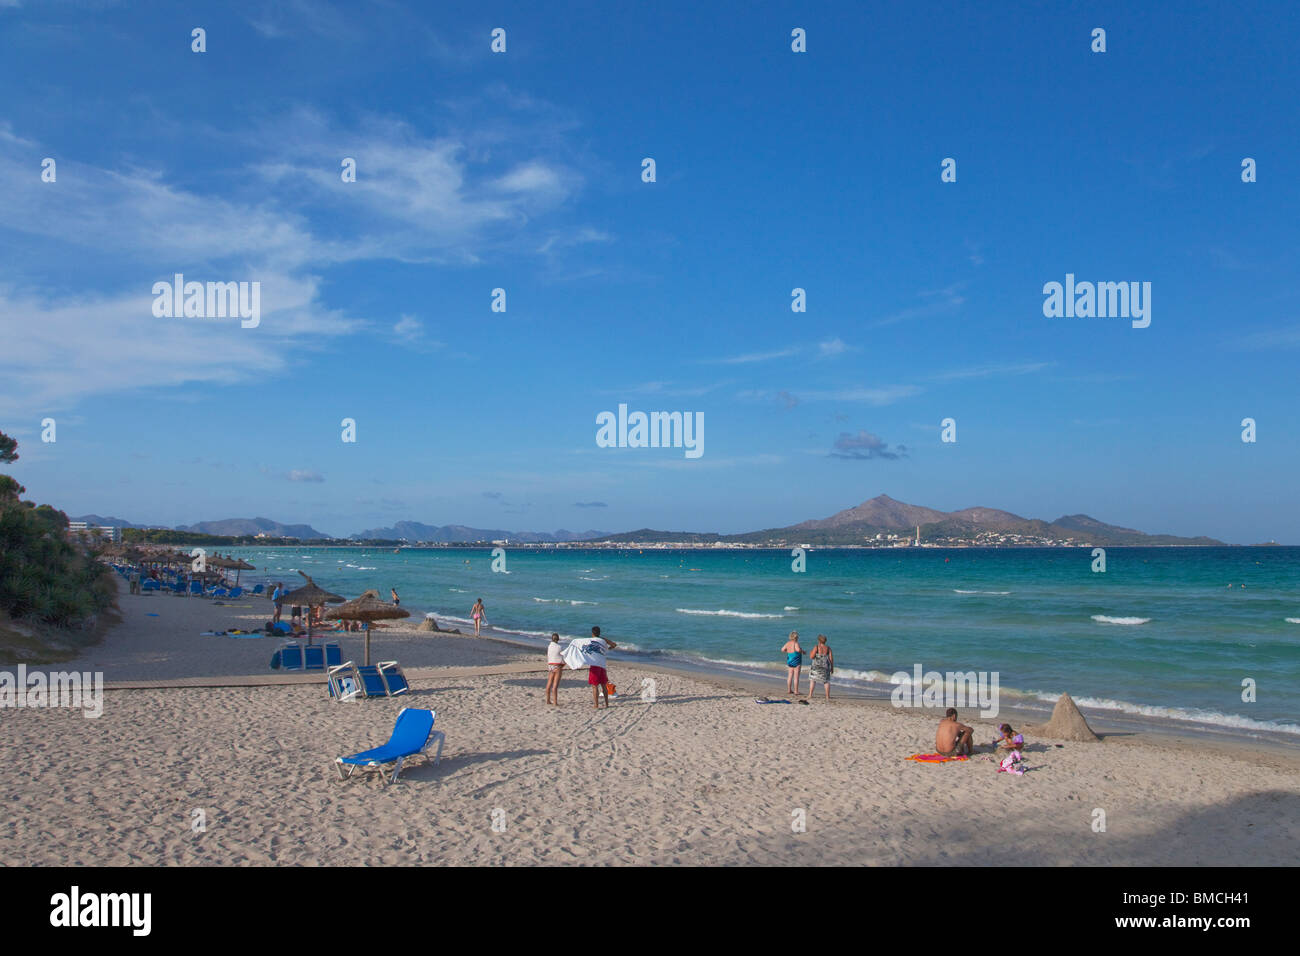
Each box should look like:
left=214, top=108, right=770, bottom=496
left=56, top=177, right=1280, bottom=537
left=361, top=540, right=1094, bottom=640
left=5, top=581, right=1299, bottom=866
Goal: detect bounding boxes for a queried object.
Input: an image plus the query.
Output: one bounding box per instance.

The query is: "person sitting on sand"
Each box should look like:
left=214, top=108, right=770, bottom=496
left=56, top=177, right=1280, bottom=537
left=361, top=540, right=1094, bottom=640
left=546, top=632, right=565, bottom=705
left=936, top=708, right=974, bottom=757
left=781, top=630, right=803, bottom=695
left=806, top=634, right=833, bottom=701
left=991, top=723, right=1025, bottom=756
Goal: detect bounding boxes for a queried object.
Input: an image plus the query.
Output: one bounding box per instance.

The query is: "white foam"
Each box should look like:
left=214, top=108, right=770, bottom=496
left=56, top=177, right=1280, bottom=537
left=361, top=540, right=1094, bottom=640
left=676, top=608, right=784, bottom=619
left=1286, top=618, right=1300, bottom=624
left=783, top=606, right=800, bottom=611
left=1091, top=615, right=1151, bottom=625
left=954, top=589, right=1012, bottom=595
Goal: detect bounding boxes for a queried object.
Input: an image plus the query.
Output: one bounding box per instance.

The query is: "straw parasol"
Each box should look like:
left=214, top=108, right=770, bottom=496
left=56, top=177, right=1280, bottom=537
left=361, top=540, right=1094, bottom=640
left=279, top=572, right=346, bottom=645
left=317, top=589, right=410, bottom=666
left=209, top=554, right=255, bottom=584
left=228, top=557, right=255, bottom=585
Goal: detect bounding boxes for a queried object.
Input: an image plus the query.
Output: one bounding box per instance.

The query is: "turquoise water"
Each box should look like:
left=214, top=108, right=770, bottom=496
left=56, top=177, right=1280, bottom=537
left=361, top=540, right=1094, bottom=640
left=236, top=545, right=1300, bottom=736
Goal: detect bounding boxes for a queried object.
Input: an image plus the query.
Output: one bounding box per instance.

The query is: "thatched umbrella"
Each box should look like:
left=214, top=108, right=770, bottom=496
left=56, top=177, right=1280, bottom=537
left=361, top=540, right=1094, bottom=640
left=227, top=557, right=255, bottom=585
left=279, top=571, right=346, bottom=645
left=317, top=589, right=410, bottom=666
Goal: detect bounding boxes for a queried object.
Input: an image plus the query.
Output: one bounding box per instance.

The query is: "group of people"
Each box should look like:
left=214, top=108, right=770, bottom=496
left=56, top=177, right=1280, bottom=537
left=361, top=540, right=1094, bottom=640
left=545, top=626, right=618, bottom=710
left=936, top=709, right=1026, bottom=766
left=779, top=631, right=835, bottom=699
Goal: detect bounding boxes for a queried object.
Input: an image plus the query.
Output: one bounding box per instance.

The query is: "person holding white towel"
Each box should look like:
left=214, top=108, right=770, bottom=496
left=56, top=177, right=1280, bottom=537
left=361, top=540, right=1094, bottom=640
left=563, top=625, right=618, bottom=710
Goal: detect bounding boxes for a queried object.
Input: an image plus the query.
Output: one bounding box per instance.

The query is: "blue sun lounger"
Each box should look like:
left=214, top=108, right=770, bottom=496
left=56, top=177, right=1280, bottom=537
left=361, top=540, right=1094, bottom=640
left=334, top=708, right=443, bottom=784
left=326, top=660, right=409, bottom=699
left=304, top=645, right=326, bottom=671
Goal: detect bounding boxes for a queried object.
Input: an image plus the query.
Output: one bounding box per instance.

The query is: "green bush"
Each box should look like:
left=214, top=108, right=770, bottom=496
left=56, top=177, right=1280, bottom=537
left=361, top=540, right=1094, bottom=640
left=0, top=432, right=116, bottom=627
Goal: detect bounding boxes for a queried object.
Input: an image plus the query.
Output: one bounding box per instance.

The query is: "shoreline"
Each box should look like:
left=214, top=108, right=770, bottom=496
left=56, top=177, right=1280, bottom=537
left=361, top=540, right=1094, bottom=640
left=69, top=576, right=1300, bottom=764
left=5, top=577, right=1297, bottom=866
left=461, top=624, right=1300, bottom=767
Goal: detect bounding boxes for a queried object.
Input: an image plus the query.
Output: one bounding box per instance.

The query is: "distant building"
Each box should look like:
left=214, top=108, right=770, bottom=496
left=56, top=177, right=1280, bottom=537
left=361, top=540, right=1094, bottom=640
left=67, top=522, right=121, bottom=543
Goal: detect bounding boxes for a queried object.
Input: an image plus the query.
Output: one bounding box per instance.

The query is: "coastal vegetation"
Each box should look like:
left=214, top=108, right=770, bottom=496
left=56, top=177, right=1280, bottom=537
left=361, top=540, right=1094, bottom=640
left=0, top=431, right=117, bottom=662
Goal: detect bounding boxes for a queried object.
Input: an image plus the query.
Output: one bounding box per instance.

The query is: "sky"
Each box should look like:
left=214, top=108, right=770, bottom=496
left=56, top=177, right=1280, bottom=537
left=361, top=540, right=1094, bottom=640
left=1, top=0, right=1297, bottom=542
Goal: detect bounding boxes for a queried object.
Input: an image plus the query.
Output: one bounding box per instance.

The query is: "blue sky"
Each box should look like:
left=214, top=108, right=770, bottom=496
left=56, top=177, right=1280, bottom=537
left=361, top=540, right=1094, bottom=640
left=1, top=0, right=1297, bottom=542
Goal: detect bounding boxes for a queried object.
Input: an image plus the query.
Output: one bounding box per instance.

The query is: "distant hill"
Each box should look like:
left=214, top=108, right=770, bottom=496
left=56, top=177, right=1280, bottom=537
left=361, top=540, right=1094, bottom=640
left=175, top=517, right=330, bottom=539
left=789, top=494, right=946, bottom=531
left=71, top=514, right=158, bottom=529
left=600, top=495, right=1225, bottom=546
left=351, top=521, right=608, bottom=543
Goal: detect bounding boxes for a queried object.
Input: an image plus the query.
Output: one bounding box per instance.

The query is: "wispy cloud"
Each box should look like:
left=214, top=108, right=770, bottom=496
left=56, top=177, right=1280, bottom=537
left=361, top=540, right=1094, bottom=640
left=871, top=284, right=966, bottom=328
left=1232, top=324, right=1300, bottom=350
left=707, top=347, right=801, bottom=365
left=287, top=470, right=325, bottom=483
left=609, top=380, right=730, bottom=398
left=703, top=337, right=854, bottom=365
left=928, top=361, right=1052, bottom=382
left=0, top=96, right=588, bottom=414
left=574, top=501, right=607, bottom=508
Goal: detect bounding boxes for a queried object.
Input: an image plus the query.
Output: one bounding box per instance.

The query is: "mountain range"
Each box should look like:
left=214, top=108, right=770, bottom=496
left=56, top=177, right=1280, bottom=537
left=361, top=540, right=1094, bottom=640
left=597, top=495, right=1225, bottom=546
left=77, top=495, right=1225, bottom=546
left=349, top=521, right=608, bottom=543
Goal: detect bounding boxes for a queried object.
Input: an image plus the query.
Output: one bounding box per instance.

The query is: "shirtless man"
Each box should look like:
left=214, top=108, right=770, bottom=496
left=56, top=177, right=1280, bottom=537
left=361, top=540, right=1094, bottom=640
left=935, top=707, right=974, bottom=757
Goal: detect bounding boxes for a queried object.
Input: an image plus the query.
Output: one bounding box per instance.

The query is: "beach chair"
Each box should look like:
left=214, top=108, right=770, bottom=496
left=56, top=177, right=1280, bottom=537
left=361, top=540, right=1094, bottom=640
left=324, top=643, right=342, bottom=668
left=354, top=665, right=391, bottom=698
left=279, top=643, right=304, bottom=671
left=303, top=644, right=326, bottom=671
left=141, top=579, right=161, bottom=592
left=228, top=586, right=244, bottom=600
left=328, top=662, right=362, bottom=700
left=377, top=661, right=410, bottom=696
left=170, top=581, right=186, bottom=595
left=189, top=581, right=204, bottom=597
left=334, top=708, right=443, bottom=785
left=252, top=584, right=265, bottom=595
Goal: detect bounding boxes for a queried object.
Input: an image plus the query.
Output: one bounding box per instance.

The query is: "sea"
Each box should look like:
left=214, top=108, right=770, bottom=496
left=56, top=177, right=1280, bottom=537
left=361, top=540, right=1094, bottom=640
left=232, top=545, right=1300, bottom=741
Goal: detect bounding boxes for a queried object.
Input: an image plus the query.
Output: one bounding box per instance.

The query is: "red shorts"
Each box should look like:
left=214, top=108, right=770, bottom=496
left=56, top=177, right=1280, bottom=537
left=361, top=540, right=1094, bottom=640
left=588, top=666, right=608, bottom=686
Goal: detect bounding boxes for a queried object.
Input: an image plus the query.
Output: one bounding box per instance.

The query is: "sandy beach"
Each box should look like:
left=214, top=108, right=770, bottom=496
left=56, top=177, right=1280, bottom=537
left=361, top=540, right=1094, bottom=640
left=4, top=579, right=1298, bottom=866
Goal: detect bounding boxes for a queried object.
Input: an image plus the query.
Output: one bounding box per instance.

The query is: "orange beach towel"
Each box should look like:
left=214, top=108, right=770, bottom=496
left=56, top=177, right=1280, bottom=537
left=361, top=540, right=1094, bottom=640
left=906, top=753, right=970, bottom=763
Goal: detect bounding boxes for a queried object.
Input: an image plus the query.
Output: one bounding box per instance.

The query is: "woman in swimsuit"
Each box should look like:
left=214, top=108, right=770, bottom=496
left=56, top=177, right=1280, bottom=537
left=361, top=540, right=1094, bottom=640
left=545, top=632, right=565, bottom=705
left=471, top=598, right=485, bottom=636
left=807, top=633, right=833, bottom=701
left=780, top=630, right=803, bottom=695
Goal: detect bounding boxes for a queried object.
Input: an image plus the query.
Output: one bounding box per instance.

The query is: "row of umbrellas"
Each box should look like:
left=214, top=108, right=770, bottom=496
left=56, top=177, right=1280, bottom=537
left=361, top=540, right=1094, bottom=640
left=281, top=572, right=408, bottom=665
left=115, top=546, right=408, bottom=666
left=117, top=548, right=255, bottom=584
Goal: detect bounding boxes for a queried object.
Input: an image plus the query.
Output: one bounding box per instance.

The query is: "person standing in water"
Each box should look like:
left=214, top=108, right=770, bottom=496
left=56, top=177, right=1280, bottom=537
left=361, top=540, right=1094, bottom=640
left=807, top=634, right=833, bottom=701
left=390, top=588, right=400, bottom=606
left=780, top=630, right=803, bottom=696
left=471, top=598, right=485, bottom=636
